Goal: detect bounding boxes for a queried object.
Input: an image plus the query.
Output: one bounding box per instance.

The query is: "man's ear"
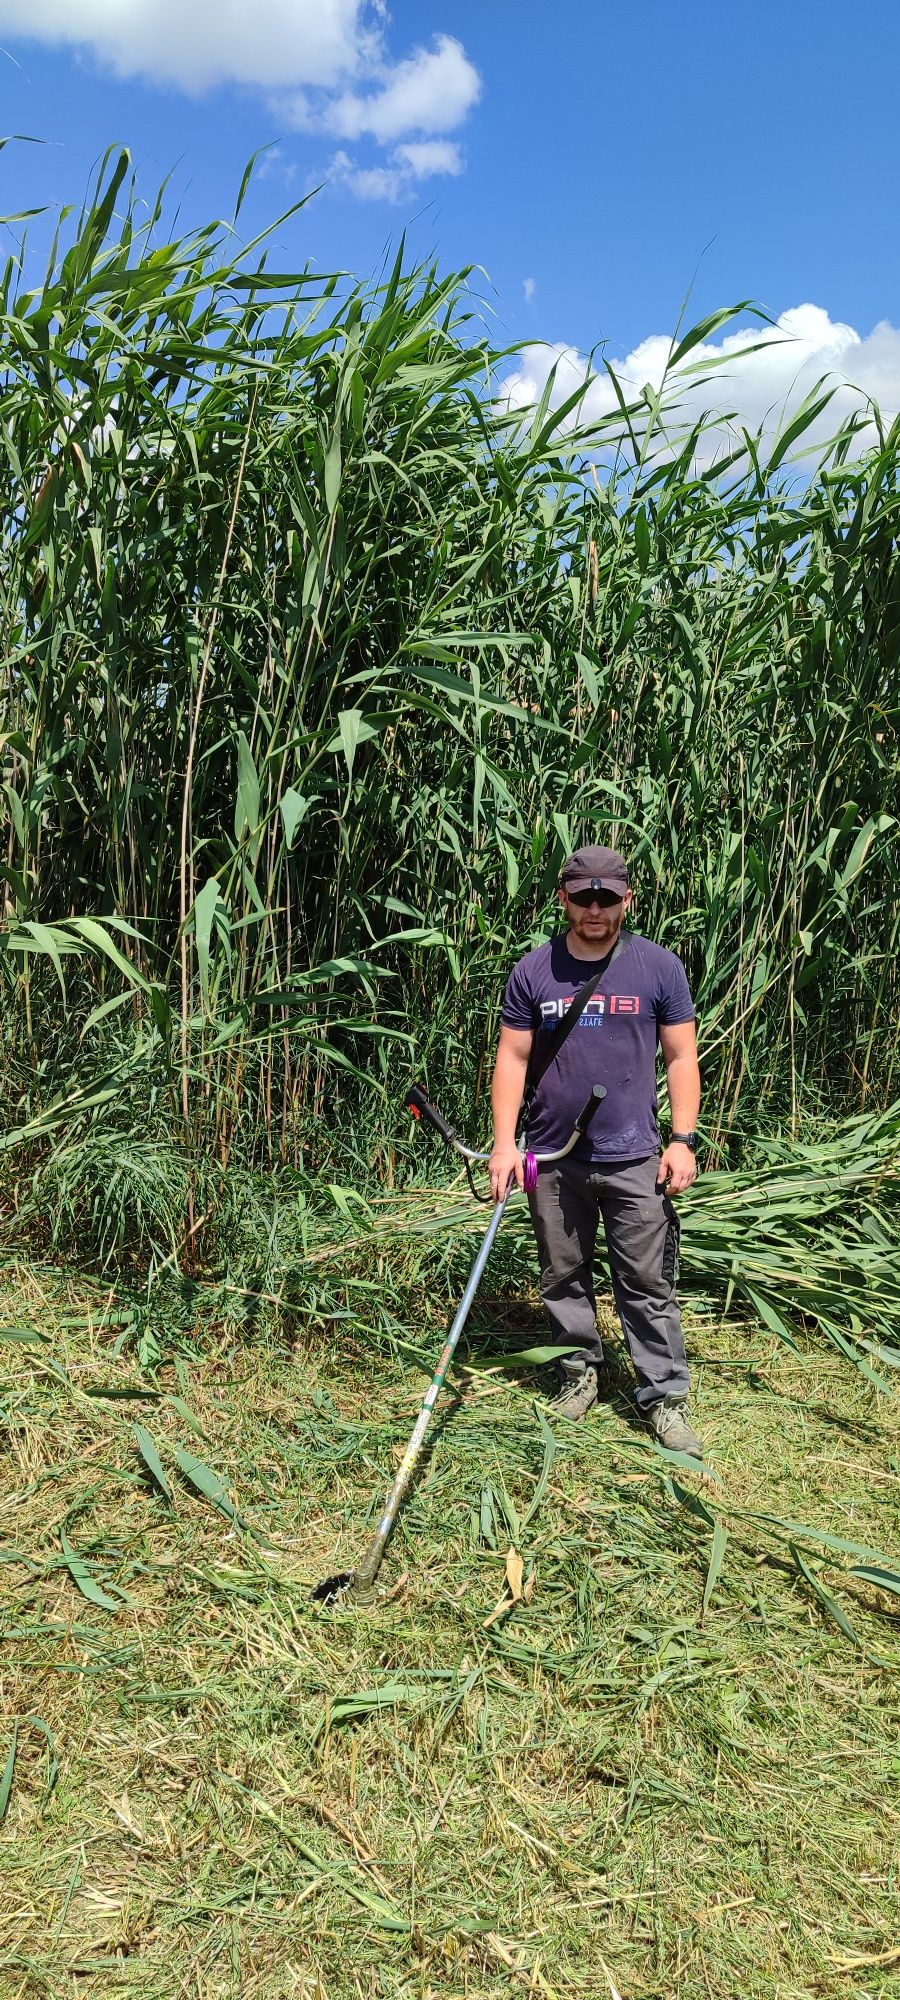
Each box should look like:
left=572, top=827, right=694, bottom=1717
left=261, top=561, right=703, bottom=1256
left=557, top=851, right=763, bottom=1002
left=557, top=886, right=568, bottom=910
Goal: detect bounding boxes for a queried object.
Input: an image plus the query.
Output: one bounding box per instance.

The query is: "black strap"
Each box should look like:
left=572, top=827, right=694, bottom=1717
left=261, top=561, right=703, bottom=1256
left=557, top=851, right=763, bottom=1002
left=520, top=934, right=627, bottom=1131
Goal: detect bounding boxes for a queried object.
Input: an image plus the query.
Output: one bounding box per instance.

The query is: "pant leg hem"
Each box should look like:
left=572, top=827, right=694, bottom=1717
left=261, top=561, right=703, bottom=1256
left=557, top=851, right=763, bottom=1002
left=634, top=1380, right=691, bottom=1412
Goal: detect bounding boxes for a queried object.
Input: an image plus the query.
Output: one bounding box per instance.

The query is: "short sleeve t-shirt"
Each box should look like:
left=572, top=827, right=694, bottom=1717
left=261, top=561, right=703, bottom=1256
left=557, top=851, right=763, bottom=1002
left=502, top=930, right=695, bottom=1160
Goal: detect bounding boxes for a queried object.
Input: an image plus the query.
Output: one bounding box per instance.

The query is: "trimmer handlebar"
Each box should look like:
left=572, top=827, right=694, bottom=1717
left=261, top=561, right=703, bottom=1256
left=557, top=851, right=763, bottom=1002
left=574, top=1083, right=607, bottom=1133
left=404, top=1083, right=457, bottom=1146
left=404, top=1078, right=608, bottom=1171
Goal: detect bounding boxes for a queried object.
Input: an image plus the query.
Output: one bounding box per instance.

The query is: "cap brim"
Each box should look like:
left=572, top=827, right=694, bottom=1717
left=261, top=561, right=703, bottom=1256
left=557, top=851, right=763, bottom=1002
left=564, top=876, right=628, bottom=895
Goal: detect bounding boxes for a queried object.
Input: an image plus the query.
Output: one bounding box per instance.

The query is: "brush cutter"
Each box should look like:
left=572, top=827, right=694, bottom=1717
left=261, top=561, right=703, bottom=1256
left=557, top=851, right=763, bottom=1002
left=312, top=1079, right=606, bottom=1606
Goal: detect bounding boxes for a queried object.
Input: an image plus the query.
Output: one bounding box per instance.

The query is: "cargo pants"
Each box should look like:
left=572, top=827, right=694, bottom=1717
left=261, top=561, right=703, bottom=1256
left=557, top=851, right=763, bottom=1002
left=527, top=1155, right=690, bottom=1411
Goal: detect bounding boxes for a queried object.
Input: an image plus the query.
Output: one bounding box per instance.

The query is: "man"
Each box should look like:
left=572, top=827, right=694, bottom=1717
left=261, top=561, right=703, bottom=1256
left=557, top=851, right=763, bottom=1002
left=488, top=844, right=702, bottom=1455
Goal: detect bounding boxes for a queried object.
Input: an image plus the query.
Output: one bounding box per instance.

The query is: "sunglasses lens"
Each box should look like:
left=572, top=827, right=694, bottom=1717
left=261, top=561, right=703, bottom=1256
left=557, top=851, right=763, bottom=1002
left=569, top=888, right=619, bottom=908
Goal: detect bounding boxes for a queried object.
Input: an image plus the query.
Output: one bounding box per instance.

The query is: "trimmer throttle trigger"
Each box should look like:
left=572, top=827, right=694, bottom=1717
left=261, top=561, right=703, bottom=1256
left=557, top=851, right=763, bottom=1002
left=403, top=1083, right=457, bottom=1145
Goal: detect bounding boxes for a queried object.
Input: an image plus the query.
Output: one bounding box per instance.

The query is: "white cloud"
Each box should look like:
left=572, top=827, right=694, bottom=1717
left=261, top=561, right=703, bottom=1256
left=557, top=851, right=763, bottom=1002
left=393, top=139, right=463, bottom=178
left=0, top=0, right=374, bottom=91
left=523, top=277, right=536, bottom=303
left=330, top=137, right=463, bottom=204
left=0, top=6, right=481, bottom=196
left=0, top=1, right=482, bottom=199
left=329, top=149, right=403, bottom=202
left=256, top=144, right=298, bottom=186
left=501, top=305, right=900, bottom=461
left=0, top=2, right=481, bottom=197
left=296, top=33, right=480, bottom=141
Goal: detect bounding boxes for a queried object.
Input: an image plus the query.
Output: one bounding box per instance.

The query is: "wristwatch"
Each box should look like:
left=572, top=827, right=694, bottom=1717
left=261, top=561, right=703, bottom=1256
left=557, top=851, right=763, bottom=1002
left=670, top=1131, right=698, bottom=1151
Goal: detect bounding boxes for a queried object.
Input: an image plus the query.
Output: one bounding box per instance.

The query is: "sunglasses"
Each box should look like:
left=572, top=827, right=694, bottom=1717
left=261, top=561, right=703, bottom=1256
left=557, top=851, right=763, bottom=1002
left=566, top=887, right=623, bottom=909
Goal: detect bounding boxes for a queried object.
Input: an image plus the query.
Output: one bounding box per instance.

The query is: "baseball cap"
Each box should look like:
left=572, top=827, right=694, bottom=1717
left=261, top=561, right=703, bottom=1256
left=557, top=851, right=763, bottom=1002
left=561, top=844, right=630, bottom=895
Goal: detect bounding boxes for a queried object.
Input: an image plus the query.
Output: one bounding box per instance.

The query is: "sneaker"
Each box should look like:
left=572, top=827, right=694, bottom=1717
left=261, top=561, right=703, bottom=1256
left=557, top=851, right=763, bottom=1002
left=550, top=1360, right=600, bottom=1423
left=646, top=1395, right=703, bottom=1458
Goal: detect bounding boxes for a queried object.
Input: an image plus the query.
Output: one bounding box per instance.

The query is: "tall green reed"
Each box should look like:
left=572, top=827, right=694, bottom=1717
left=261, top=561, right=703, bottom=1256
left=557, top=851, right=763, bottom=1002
left=1, top=147, right=899, bottom=1200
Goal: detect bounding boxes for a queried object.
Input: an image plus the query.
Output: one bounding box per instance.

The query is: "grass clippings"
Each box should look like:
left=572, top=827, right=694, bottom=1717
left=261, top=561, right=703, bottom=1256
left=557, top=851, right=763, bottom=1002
left=1, top=1256, right=898, bottom=2000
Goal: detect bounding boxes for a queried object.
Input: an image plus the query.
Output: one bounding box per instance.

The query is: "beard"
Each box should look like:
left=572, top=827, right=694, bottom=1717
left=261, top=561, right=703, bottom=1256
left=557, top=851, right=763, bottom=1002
left=570, top=907, right=620, bottom=943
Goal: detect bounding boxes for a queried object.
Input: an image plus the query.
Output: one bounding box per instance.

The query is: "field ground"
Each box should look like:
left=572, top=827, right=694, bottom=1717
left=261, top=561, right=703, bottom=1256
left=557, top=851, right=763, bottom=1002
left=1, top=1247, right=899, bottom=2000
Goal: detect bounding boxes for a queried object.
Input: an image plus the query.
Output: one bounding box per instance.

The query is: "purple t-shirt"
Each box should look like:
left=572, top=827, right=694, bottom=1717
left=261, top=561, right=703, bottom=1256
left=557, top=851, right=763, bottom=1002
left=502, top=930, right=695, bottom=1160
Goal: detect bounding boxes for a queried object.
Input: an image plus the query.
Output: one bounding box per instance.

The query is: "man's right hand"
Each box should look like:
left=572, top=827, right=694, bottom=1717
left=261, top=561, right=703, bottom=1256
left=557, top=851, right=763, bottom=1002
left=489, top=1144, right=525, bottom=1203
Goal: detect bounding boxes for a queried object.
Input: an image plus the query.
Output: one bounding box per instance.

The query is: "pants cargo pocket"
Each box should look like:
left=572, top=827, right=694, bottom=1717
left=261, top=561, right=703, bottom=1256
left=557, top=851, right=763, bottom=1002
left=662, top=1199, right=681, bottom=1286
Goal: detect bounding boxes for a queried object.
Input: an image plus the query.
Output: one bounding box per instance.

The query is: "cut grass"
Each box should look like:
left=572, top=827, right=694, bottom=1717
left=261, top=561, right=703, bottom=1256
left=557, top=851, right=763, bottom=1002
left=1, top=1254, right=898, bottom=2000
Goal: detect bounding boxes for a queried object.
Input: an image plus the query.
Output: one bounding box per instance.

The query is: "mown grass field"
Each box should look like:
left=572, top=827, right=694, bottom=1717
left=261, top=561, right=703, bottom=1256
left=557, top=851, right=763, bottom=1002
left=2, top=1248, right=898, bottom=2000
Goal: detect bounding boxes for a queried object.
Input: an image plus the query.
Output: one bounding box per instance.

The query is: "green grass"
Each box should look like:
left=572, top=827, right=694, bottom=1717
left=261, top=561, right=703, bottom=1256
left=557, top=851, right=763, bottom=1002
left=1, top=1249, right=899, bottom=1999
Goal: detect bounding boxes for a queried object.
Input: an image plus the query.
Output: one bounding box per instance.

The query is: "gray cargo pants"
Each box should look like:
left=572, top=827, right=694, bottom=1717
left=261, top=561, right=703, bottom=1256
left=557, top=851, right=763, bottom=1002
left=527, top=1155, right=689, bottom=1411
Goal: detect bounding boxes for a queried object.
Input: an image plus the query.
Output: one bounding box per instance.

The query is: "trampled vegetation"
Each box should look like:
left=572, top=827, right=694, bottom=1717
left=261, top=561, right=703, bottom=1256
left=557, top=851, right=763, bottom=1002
left=2, top=1254, right=899, bottom=1998
left=1, top=150, right=899, bottom=1999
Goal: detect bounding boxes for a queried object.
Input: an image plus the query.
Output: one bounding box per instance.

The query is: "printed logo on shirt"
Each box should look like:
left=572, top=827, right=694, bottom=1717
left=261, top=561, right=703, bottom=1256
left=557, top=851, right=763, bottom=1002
left=609, top=995, right=641, bottom=1014
left=538, top=994, right=606, bottom=1028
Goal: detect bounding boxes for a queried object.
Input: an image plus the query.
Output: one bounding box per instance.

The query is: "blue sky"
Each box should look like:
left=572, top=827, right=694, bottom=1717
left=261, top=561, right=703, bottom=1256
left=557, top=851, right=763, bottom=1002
left=2, top=1, right=899, bottom=437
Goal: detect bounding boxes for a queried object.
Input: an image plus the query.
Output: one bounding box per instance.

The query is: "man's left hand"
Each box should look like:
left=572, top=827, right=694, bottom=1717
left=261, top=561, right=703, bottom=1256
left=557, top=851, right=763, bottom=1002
left=657, top=1142, right=697, bottom=1195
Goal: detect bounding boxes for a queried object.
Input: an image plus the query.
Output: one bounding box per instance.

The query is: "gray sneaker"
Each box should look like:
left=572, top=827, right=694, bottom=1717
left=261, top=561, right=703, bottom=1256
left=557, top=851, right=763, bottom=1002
left=646, top=1396, right=703, bottom=1458
left=550, top=1360, right=600, bottom=1423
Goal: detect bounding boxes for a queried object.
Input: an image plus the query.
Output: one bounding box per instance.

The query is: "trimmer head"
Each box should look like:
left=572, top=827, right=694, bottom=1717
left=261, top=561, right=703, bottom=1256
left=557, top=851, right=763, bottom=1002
left=310, top=1570, right=379, bottom=1607
left=310, top=1571, right=354, bottom=1604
